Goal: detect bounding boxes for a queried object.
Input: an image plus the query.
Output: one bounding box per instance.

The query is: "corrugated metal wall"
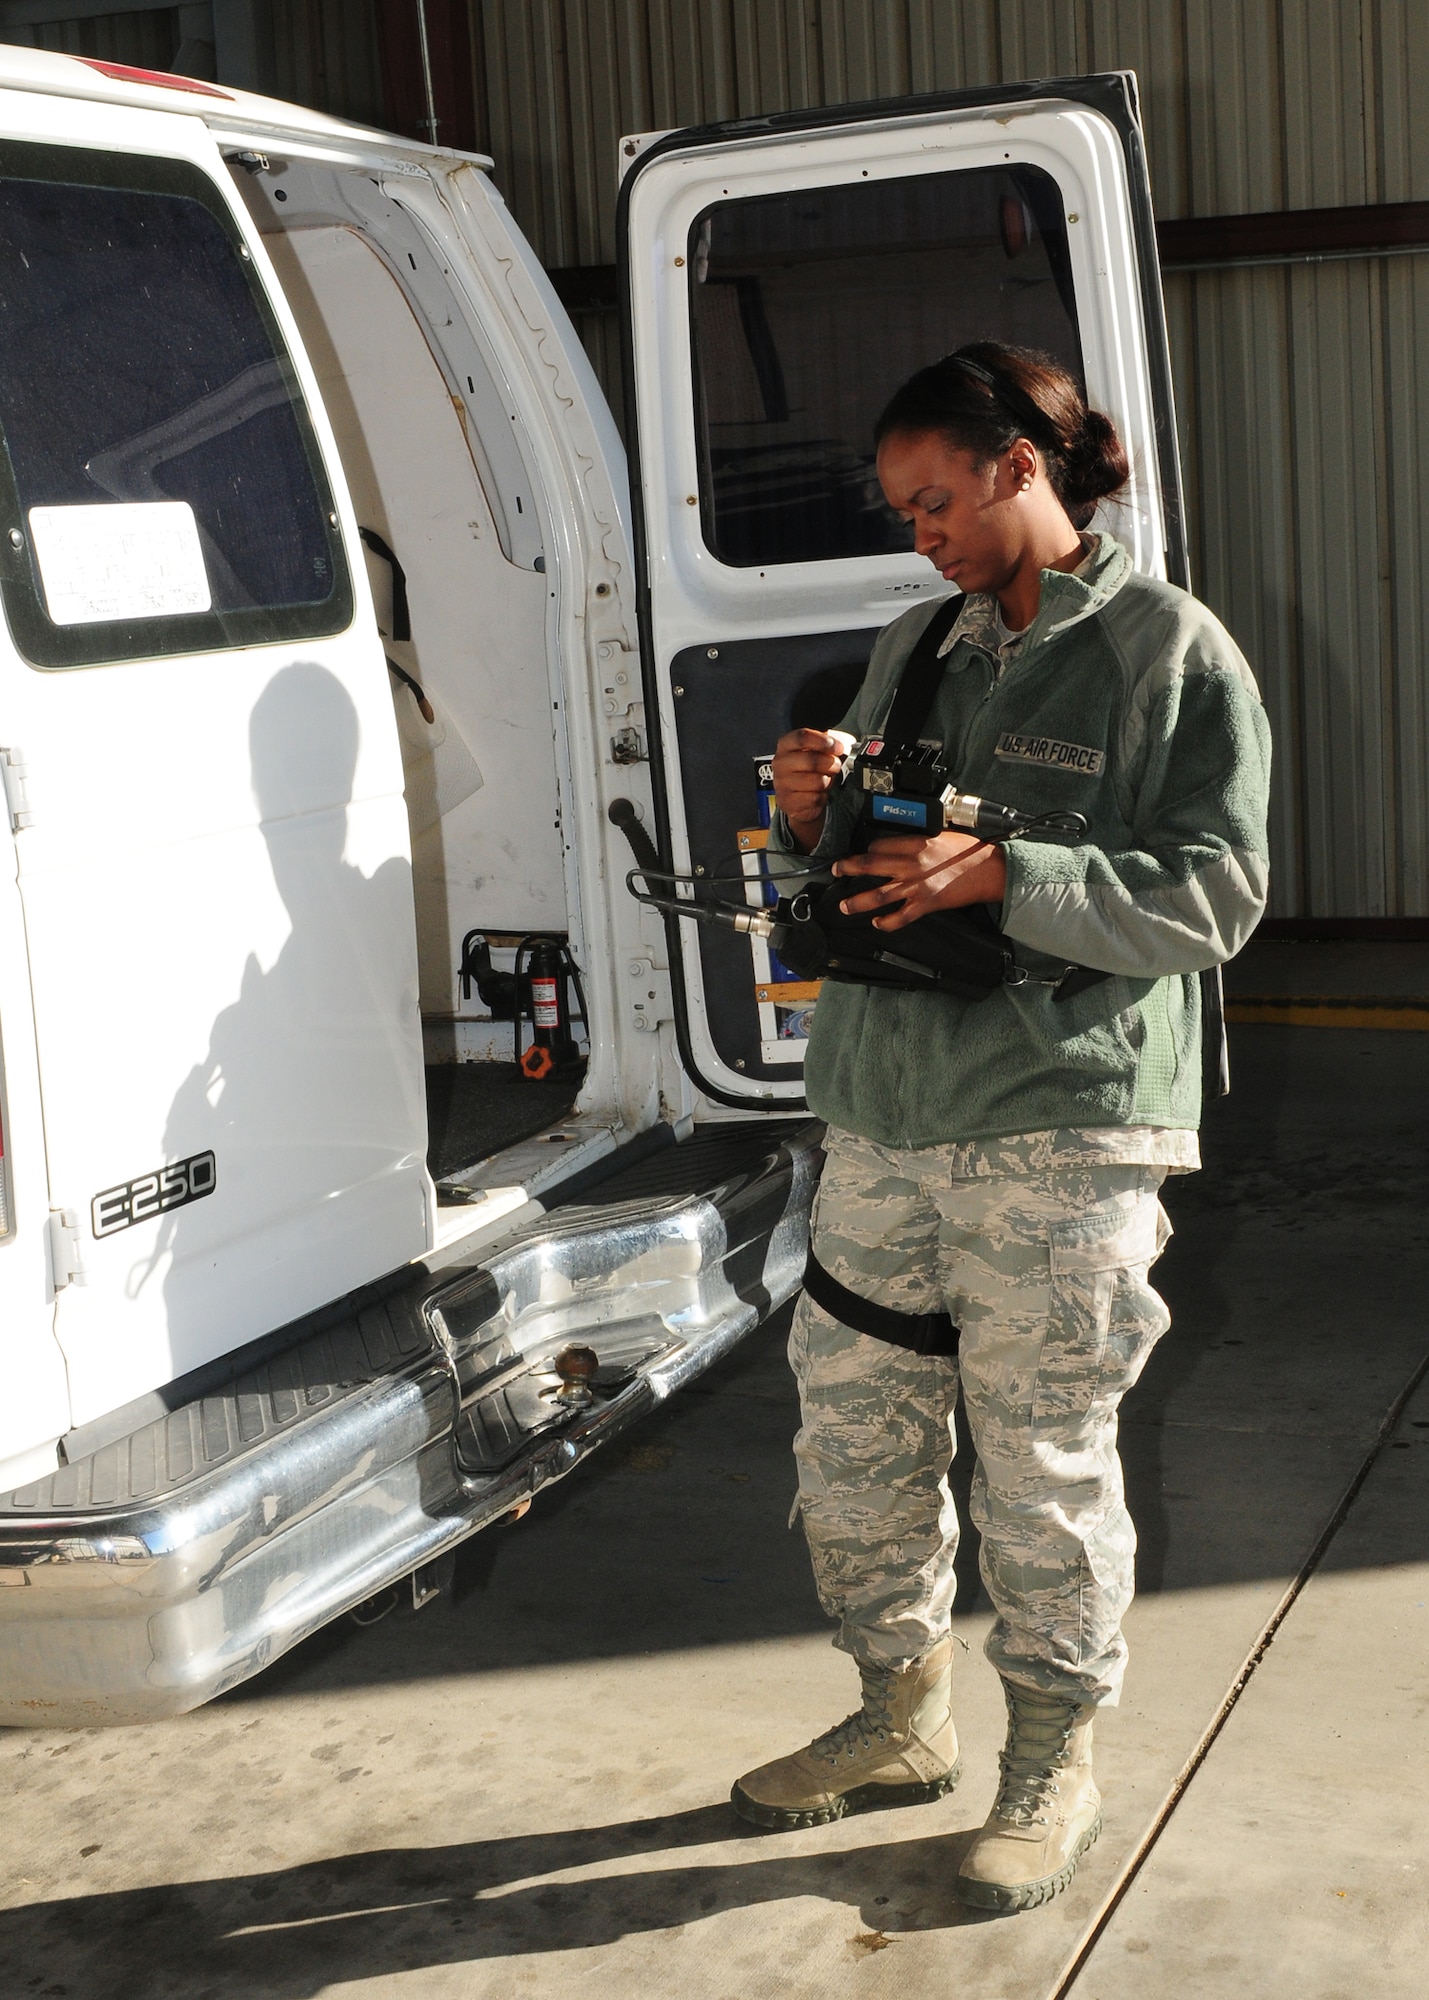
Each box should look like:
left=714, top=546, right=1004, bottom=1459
left=17, top=9, right=181, bottom=66
left=458, top=0, right=1429, bottom=921
left=6, top=1, right=1426, bottom=917
left=268, top=0, right=385, bottom=130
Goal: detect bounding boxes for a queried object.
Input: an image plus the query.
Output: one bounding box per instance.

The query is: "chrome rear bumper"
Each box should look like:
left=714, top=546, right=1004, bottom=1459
left=0, top=1119, right=821, bottom=1727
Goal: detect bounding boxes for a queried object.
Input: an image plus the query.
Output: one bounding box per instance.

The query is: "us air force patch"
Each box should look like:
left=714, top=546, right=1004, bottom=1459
left=995, top=731, right=1106, bottom=777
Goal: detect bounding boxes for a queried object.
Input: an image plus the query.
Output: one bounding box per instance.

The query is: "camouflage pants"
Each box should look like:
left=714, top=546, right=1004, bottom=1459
left=791, top=1126, right=1172, bottom=1705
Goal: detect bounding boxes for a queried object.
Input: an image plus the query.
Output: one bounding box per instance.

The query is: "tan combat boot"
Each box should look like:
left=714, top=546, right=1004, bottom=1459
left=731, top=1637, right=960, bottom=1830
left=956, top=1680, right=1101, bottom=1910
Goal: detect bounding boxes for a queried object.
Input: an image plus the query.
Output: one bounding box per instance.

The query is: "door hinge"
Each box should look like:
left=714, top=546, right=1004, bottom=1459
left=627, top=956, right=668, bottom=1033
left=0, top=747, right=34, bottom=831
left=48, top=1209, right=88, bottom=1290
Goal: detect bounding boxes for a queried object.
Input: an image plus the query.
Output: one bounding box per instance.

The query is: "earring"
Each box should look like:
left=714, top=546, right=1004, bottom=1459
left=1019, top=476, right=1032, bottom=492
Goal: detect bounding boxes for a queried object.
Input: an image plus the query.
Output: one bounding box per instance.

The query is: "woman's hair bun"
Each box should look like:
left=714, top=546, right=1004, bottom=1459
left=1058, top=407, right=1131, bottom=523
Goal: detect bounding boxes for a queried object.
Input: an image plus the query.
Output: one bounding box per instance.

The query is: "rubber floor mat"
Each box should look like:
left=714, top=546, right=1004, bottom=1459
left=425, top=1062, right=583, bottom=1180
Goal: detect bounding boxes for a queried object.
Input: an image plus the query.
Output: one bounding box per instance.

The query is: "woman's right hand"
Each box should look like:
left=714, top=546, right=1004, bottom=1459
left=771, top=728, right=856, bottom=852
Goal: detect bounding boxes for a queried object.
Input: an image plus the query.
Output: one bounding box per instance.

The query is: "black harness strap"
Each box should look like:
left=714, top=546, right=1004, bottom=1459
left=1202, top=963, right=1230, bottom=1098
left=877, top=595, right=964, bottom=744
left=863, top=590, right=1115, bottom=1010
left=803, top=1250, right=960, bottom=1359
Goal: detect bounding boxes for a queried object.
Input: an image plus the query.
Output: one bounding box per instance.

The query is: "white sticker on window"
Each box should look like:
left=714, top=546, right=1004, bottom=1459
left=28, top=502, right=212, bottom=626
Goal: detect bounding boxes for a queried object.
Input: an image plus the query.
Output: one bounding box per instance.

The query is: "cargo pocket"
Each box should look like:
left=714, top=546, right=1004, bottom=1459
left=1032, top=1191, right=1171, bottom=1436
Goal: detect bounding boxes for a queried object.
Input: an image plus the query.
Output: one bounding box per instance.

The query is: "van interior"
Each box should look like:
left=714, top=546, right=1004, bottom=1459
left=232, top=157, right=588, bottom=1184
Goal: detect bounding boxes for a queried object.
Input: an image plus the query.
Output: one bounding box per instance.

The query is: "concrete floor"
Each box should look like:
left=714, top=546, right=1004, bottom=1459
left=2, top=1012, right=1428, bottom=1998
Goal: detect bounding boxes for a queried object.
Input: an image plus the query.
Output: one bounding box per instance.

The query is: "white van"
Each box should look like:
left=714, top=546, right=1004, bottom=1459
left=0, top=48, right=1184, bottom=1724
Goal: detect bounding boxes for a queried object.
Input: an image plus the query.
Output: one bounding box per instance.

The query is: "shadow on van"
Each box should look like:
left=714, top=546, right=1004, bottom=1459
left=149, top=663, right=426, bottom=1390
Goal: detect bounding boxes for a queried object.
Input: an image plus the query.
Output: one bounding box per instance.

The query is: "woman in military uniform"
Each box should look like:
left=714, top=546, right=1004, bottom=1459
left=734, top=343, right=1271, bottom=1912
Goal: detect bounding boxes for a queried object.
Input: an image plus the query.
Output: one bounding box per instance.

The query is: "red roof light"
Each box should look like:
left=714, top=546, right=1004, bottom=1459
left=74, top=59, right=232, bottom=101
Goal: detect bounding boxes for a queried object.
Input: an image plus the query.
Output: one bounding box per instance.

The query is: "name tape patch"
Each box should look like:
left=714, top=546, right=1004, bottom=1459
left=92, top=1150, right=216, bottom=1239
left=995, top=731, right=1105, bottom=777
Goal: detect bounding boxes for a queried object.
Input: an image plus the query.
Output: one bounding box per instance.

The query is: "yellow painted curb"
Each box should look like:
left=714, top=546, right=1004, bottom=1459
left=1225, top=997, right=1429, bottom=1030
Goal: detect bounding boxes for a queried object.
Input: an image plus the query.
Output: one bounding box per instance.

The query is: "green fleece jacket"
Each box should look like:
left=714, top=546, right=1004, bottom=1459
left=767, top=534, right=1272, bottom=1149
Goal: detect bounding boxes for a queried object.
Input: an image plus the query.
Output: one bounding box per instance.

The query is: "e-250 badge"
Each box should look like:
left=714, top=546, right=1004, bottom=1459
left=91, top=1151, right=217, bottom=1239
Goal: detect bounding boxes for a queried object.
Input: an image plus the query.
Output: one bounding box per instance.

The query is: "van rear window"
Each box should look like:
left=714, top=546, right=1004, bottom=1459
left=0, top=141, right=350, bottom=668
left=688, top=165, right=1083, bottom=568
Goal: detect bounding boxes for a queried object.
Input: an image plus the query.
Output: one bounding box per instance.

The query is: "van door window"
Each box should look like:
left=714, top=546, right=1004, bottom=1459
left=689, top=166, right=1081, bottom=567
left=0, top=140, right=351, bottom=669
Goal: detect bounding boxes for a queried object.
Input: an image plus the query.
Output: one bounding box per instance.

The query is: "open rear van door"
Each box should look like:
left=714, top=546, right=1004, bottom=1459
left=619, top=72, right=1186, bottom=1108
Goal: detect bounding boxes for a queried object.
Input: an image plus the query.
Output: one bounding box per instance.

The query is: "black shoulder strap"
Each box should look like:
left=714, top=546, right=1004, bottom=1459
left=879, top=594, right=965, bottom=745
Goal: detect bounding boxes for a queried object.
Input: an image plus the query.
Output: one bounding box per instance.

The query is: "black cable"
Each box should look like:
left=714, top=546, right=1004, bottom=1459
left=386, top=655, right=434, bottom=724
left=562, top=947, right=590, bottom=1038
left=359, top=527, right=412, bottom=640
left=607, top=797, right=661, bottom=875
left=632, top=859, right=813, bottom=892
left=624, top=868, right=774, bottom=935
left=1022, top=809, right=1089, bottom=837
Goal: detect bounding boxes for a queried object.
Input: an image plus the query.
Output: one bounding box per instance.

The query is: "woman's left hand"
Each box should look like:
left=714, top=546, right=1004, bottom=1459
left=831, top=831, right=1008, bottom=929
